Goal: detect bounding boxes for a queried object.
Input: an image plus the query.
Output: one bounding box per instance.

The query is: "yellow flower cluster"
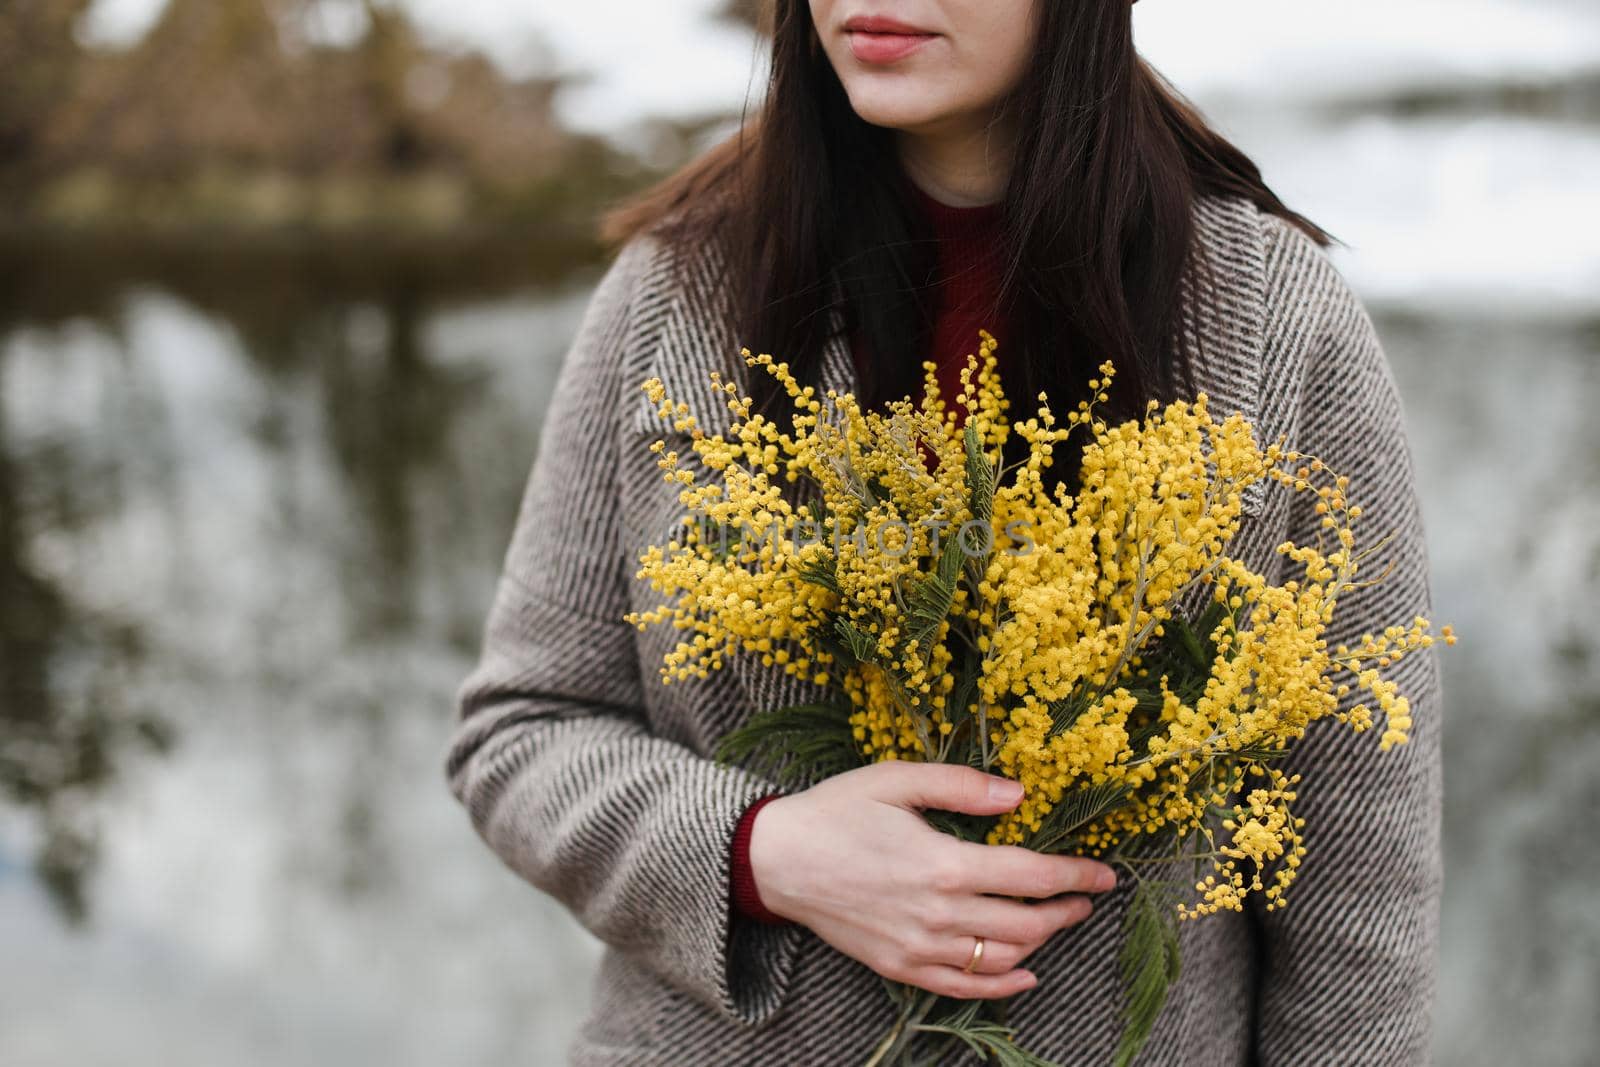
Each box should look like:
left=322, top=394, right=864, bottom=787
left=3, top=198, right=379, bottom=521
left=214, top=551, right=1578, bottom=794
left=1179, top=765, right=1306, bottom=917
left=626, top=330, right=1455, bottom=921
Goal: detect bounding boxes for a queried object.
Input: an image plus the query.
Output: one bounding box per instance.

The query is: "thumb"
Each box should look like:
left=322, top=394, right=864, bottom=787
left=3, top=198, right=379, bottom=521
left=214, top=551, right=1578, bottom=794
left=865, top=762, right=1025, bottom=815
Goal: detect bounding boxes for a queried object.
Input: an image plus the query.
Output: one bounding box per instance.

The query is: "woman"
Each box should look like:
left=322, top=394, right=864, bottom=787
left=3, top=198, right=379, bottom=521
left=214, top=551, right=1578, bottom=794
left=445, top=2, right=1443, bottom=1063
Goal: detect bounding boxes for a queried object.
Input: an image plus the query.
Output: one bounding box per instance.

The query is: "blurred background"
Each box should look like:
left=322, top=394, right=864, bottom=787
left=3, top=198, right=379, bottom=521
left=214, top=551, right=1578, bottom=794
left=0, top=1, right=1595, bottom=1064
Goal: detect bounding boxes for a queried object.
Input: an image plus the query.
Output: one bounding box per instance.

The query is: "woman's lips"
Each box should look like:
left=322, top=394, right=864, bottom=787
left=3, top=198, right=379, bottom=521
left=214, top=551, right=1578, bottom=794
left=846, top=28, right=937, bottom=65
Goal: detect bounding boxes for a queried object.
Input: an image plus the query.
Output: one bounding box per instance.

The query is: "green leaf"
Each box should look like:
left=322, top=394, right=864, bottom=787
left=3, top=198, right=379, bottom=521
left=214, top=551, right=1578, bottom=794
left=796, top=559, right=841, bottom=595
left=1170, top=613, right=1208, bottom=668
left=1229, top=744, right=1292, bottom=762
left=833, top=617, right=878, bottom=663
left=1028, top=781, right=1131, bottom=853
left=1112, top=880, right=1183, bottom=1067
left=964, top=423, right=996, bottom=524
left=712, top=702, right=862, bottom=789
left=910, top=998, right=1065, bottom=1067
left=943, top=651, right=980, bottom=735
left=904, top=532, right=965, bottom=646
left=1045, top=694, right=1091, bottom=739
left=923, top=808, right=997, bottom=844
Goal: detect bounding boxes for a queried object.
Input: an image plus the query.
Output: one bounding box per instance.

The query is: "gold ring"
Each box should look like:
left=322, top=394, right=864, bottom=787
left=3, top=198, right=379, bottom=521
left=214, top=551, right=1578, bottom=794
left=963, top=935, right=985, bottom=974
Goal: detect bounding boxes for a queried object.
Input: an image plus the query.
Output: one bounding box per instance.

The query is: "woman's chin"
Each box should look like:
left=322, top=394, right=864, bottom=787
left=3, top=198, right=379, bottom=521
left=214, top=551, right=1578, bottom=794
left=840, top=91, right=954, bottom=134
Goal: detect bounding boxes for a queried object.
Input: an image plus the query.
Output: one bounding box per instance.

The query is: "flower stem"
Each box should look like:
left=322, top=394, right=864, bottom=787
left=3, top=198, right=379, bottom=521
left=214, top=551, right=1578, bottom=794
left=864, top=986, right=941, bottom=1067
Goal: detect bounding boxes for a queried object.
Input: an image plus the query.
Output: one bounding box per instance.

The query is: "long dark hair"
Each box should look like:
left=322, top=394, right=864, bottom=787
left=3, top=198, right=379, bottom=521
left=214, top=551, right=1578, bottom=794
left=603, top=1, right=1333, bottom=486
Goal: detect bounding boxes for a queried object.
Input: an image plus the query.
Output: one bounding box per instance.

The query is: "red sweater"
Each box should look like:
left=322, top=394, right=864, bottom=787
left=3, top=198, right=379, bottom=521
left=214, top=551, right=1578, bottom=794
left=730, top=182, right=1011, bottom=925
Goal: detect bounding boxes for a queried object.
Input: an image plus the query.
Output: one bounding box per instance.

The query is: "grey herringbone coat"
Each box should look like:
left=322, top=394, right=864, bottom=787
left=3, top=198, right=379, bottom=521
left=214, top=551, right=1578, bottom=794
left=444, top=194, right=1444, bottom=1065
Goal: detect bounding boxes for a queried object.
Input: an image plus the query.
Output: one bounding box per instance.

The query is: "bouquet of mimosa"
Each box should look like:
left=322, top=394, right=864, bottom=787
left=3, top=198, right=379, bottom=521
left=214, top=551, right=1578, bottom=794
left=624, top=331, right=1453, bottom=1066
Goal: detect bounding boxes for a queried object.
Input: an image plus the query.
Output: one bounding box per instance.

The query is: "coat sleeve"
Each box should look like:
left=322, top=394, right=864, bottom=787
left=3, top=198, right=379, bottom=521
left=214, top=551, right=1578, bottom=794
left=1249, top=217, right=1445, bottom=1065
left=442, top=235, right=807, bottom=1028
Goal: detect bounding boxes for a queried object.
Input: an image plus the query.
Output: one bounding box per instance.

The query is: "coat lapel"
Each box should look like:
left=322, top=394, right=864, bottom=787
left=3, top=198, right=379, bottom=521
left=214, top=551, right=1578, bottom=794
left=629, top=254, right=860, bottom=443
left=1179, top=194, right=1270, bottom=517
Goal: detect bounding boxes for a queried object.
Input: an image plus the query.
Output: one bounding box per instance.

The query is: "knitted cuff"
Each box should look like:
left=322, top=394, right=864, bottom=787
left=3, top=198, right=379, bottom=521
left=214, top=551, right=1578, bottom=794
left=730, top=794, right=792, bottom=925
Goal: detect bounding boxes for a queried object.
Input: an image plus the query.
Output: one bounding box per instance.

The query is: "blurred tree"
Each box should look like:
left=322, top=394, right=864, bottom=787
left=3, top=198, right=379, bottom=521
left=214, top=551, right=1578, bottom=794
left=356, top=0, right=430, bottom=170
left=44, top=0, right=319, bottom=176
left=720, top=0, right=765, bottom=32
left=37, top=0, right=582, bottom=181
left=0, top=0, right=94, bottom=171
left=0, top=0, right=638, bottom=230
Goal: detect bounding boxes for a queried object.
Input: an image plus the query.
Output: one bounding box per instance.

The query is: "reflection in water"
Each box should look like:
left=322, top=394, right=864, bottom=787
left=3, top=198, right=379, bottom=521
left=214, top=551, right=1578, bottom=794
left=0, top=230, right=525, bottom=924
left=0, top=333, right=170, bottom=924
left=0, top=234, right=607, bottom=1066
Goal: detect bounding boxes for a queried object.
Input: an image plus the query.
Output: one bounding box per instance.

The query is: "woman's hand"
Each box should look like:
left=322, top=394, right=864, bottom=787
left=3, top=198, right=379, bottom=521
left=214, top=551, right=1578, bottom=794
left=746, top=761, right=1117, bottom=1000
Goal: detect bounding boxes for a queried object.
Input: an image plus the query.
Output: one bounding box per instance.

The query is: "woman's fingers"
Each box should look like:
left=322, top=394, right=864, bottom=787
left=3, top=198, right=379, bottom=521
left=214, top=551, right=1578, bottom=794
left=944, top=840, right=1118, bottom=899
left=955, top=892, right=1094, bottom=944
left=892, top=895, right=1091, bottom=977
left=898, top=961, right=1040, bottom=1001
left=941, top=933, right=1033, bottom=976
left=860, top=761, right=1025, bottom=817
left=911, top=896, right=1090, bottom=967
